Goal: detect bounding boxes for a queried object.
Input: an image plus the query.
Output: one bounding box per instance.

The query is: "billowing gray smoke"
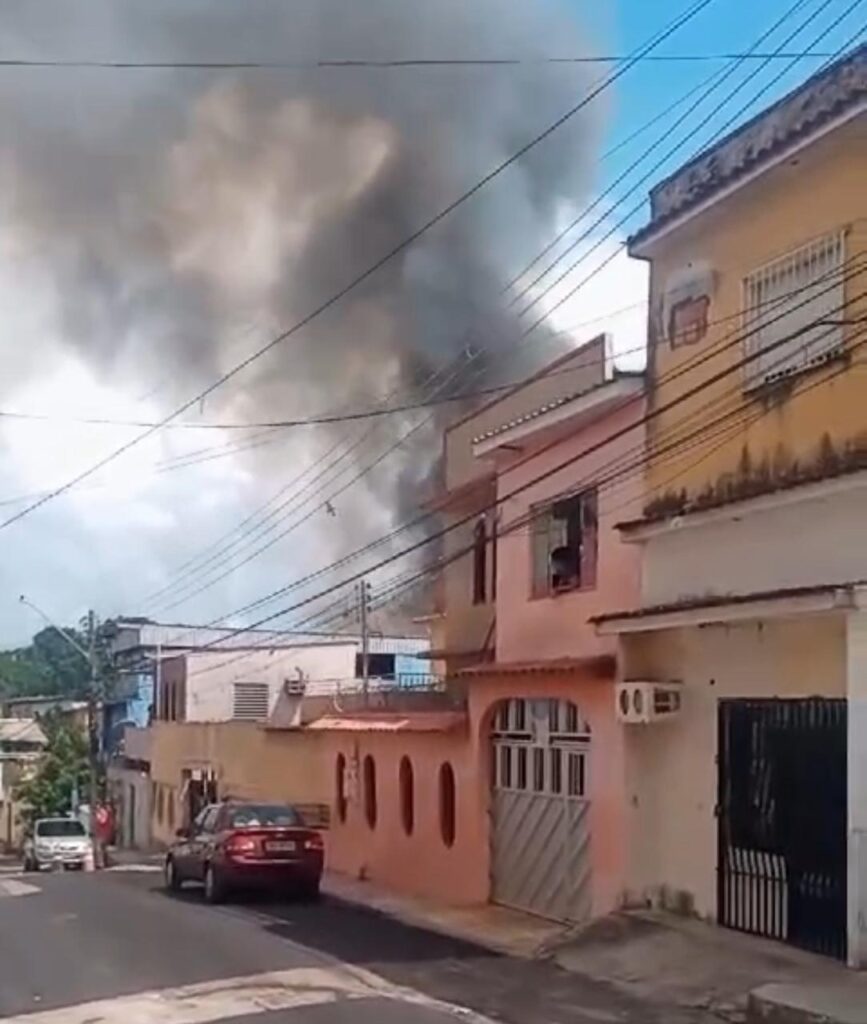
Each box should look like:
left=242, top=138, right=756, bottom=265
left=1, top=0, right=602, bottom=618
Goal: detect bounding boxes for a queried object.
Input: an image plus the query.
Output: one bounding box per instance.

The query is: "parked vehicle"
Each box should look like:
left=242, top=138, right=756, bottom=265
left=164, top=801, right=324, bottom=903
left=23, top=817, right=91, bottom=871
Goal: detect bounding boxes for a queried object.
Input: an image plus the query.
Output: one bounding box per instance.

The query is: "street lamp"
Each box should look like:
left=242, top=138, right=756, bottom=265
left=18, top=595, right=91, bottom=661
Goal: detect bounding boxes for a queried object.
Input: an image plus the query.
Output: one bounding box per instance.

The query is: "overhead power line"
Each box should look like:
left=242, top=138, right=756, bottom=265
left=508, top=0, right=817, bottom=303
left=147, top=356, right=475, bottom=611
left=142, top=4, right=855, bottom=614
left=0, top=0, right=716, bottom=533
left=124, top=280, right=867, bottom=682
left=135, top=0, right=834, bottom=613
left=0, top=51, right=835, bottom=71
left=188, top=324, right=867, bottom=683
left=513, top=0, right=849, bottom=321
left=177, top=269, right=867, bottom=657
left=0, top=341, right=648, bottom=435
left=178, top=251, right=864, bottom=634
left=131, top=19, right=867, bottom=657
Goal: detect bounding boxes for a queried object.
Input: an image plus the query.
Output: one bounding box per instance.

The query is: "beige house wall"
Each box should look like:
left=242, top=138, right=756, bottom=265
left=620, top=614, right=847, bottom=918
left=148, top=721, right=328, bottom=846
left=638, top=475, right=867, bottom=606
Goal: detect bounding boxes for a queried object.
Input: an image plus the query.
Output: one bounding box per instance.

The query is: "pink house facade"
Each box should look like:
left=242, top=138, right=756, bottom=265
left=321, top=339, right=646, bottom=922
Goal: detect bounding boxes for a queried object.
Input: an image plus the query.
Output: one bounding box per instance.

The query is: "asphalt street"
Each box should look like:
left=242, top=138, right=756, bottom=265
left=0, top=866, right=713, bottom=1024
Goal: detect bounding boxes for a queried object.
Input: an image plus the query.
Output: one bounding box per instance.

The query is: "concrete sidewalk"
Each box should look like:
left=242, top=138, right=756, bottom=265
left=323, top=871, right=568, bottom=958
left=550, top=910, right=866, bottom=1023
left=749, top=981, right=867, bottom=1023
left=324, top=871, right=867, bottom=1024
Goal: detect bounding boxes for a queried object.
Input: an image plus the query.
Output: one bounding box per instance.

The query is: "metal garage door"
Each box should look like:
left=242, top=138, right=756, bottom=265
left=490, top=698, right=592, bottom=922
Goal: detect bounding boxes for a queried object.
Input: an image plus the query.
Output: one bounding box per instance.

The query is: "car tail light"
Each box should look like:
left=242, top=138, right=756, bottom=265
left=304, top=833, right=324, bottom=852
left=226, top=835, right=258, bottom=856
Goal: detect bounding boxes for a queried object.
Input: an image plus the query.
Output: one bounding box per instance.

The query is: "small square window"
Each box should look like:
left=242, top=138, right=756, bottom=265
left=670, top=295, right=709, bottom=346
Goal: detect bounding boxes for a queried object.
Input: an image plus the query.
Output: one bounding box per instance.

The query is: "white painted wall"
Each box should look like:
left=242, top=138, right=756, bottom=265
left=622, top=615, right=847, bottom=918
left=638, top=474, right=867, bottom=606
left=184, top=644, right=358, bottom=722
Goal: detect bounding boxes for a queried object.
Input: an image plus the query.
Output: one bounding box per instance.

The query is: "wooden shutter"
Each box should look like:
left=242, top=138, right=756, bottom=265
left=530, top=505, right=551, bottom=597
left=580, top=490, right=598, bottom=588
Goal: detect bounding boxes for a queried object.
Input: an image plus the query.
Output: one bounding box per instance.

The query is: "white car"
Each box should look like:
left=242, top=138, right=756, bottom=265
left=23, top=817, right=91, bottom=872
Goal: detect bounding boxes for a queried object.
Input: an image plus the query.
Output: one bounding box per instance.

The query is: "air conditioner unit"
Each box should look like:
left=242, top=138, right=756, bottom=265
left=615, top=681, right=682, bottom=724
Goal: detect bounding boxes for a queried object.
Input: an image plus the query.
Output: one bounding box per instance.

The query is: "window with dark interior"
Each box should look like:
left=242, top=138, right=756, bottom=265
left=439, top=762, right=456, bottom=848
left=335, top=753, right=347, bottom=823
left=354, top=652, right=395, bottom=680
left=531, top=489, right=598, bottom=596
left=472, top=517, right=487, bottom=605
left=399, top=756, right=414, bottom=836
left=363, top=755, right=377, bottom=829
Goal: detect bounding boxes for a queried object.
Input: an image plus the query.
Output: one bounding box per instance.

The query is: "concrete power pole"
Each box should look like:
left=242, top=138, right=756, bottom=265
left=86, top=610, right=104, bottom=867
left=358, top=580, right=371, bottom=706
left=18, top=596, right=104, bottom=867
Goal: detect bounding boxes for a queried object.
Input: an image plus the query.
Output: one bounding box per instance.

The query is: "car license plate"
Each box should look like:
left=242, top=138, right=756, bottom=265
left=266, top=840, right=297, bottom=853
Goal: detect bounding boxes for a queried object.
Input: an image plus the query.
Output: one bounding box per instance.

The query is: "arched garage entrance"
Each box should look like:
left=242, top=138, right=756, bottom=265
left=490, top=697, right=591, bottom=922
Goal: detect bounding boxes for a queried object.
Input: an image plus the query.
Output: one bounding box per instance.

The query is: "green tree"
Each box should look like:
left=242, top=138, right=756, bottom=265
left=14, top=713, right=90, bottom=825
left=0, top=625, right=91, bottom=699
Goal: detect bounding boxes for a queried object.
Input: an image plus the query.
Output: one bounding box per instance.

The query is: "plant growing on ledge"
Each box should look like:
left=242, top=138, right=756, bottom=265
left=643, top=432, right=867, bottom=521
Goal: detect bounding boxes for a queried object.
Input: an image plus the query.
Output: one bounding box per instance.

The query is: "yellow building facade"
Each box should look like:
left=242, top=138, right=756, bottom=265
left=596, top=48, right=867, bottom=967
left=630, top=52, right=866, bottom=516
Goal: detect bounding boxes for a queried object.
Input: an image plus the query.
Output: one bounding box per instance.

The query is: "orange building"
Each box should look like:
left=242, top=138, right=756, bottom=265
left=322, top=336, right=647, bottom=922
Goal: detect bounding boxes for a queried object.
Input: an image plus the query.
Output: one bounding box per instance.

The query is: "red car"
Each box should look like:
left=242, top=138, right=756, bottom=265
left=165, top=801, right=324, bottom=903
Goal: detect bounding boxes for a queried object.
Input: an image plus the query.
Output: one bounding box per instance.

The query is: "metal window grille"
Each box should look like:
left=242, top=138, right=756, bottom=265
left=743, top=232, right=845, bottom=389
left=231, top=682, right=270, bottom=721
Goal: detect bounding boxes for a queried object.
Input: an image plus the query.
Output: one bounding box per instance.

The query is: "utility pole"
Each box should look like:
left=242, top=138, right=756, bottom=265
left=358, top=580, right=371, bottom=706
left=86, top=610, right=103, bottom=867
left=18, top=596, right=103, bottom=868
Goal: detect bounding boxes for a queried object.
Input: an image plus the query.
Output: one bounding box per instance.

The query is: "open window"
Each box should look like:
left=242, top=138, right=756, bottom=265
left=439, top=762, right=456, bottom=848
left=363, top=755, right=377, bottom=829
left=354, top=652, right=395, bottom=680
left=531, top=489, right=598, bottom=597
left=399, top=756, right=414, bottom=836
left=335, top=753, right=347, bottom=824
left=472, top=517, right=488, bottom=605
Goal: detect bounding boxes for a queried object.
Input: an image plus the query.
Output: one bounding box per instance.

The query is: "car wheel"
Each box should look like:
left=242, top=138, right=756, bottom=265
left=203, top=864, right=226, bottom=904
left=23, top=856, right=35, bottom=873
left=164, top=857, right=182, bottom=892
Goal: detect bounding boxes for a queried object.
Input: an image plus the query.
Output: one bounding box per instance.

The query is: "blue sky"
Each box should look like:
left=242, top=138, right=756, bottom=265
left=586, top=0, right=864, bottom=234
left=521, top=0, right=866, bottom=360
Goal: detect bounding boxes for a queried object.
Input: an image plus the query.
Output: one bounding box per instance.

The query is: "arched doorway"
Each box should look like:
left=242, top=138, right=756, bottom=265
left=489, top=697, right=591, bottom=922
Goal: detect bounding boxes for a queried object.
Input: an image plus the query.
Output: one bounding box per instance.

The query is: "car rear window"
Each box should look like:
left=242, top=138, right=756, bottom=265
left=36, top=819, right=86, bottom=837
left=227, top=804, right=302, bottom=828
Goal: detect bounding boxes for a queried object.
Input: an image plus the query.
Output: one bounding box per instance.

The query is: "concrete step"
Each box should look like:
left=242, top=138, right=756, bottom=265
left=748, top=982, right=867, bottom=1023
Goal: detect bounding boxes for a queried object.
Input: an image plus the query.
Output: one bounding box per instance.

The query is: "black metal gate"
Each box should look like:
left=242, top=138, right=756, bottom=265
left=717, top=698, right=847, bottom=960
